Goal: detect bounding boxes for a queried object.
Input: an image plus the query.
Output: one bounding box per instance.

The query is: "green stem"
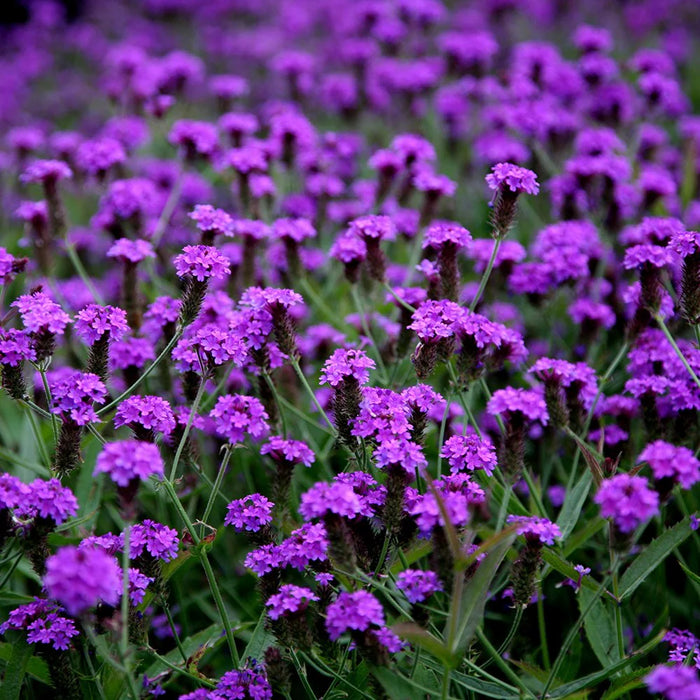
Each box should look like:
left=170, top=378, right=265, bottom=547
left=36, top=366, right=59, bottom=445
left=150, top=169, right=184, bottom=248
left=120, top=524, right=134, bottom=687
left=655, top=315, right=700, bottom=391
left=199, top=550, right=239, bottom=666
left=496, top=606, right=524, bottom=660
left=289, top=358, right=336, bottom=433
left=441, top=670, right=451, bottom=700
left=475, top=627, right=536, bottom=698
left=540, top=573, right=613, bottom=698
left=169, top=374, right=207, bottom=481
left=98, top=331, right=183, bottom=416
left=262, top=370, right=287, bottom=435
left=162, top=604, right=188, bottom=664
left=65, top=242, right=105, bottom=305
left=200, top=446, right=232, bottom=528
left=536, top=582, right=551, bottom=670
left=351, top=285, right=389, bottom=384
left=469, top=238, right=502, bottom=312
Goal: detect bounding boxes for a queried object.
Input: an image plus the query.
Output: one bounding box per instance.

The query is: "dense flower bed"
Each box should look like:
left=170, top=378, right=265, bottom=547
left=0, top=1, right=700, bottom=698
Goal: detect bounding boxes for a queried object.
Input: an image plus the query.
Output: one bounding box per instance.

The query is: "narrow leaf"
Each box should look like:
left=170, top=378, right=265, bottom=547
left=619, top=518, right=693, bottom=600
left=579, top=586, right=621, bottom=667
left=556, top=471, right=592, bottom=540
left=391, top=623, right=451, bottom=664
left=678, top=558, right=700, bottom=586
left=0, top=637, right=33, bottom=700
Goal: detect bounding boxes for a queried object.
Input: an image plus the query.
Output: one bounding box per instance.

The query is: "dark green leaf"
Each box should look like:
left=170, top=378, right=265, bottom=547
left=556, top=471, right=592, bottom=541
left=619, top=518, right=693, bottom=600
left=579, top=586, right=621, bottom=667
left=0, top=637, right=33, bottom=700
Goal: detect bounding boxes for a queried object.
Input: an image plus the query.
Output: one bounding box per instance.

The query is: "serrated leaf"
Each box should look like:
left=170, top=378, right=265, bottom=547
left=0, top=642, right=50, bottom=686
left=556, top=471, right=592, bottom=541
left=391, top=623, right=451, bottom=664
left=579, top=586, right=621, bottom=667
left=619, top=518, right=693, bottom=600
left=451, top=533, right=515, bottom=659
left=242, top=612, right=275, bottom=661
left=0, top=637, right=33, bottom=700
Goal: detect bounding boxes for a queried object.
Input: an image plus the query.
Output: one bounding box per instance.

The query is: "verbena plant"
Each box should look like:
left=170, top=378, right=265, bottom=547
left=0, top=2, right=699, bottom=699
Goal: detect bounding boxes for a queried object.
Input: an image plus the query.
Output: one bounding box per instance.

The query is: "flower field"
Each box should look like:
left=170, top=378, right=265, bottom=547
left=0, top=1, right=700, bottom=698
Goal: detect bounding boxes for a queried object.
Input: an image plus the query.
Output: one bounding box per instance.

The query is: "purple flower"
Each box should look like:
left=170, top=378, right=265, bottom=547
left=266, top=585, right=319, bottom=620
left=129, top=568, right=153, bottom=605
left=189, top=205, right=233, bottom=237
left=0, top=247, right=27, bottom=285
left=486, top=163, right=540, bottom=195
left=94, top=440, right=164, bottom=487
left=260, top=437, right=315, bottom=467
left=320, top=348, right=376, bottom=387
left=375, top=438, right=427, bottom=473
left=168, top=120, right=219, bottom=159
left=1, top=599, right=79, bottom=651
left=441, top=433, right=497, bottom=476
left=15, top=478, right=78, bottom=525
left=213, top=665, right=272, bottom=700
left=645, top=665, right=700, bottom=700
left=506, top=516, right=562, bottom=545
left=111, top=336, right=155, bottom=370
left=130, top=520, right=179, bottom=562
left=44, top=546, right=121, bottom=616
left=13, top=292, right=70, bottom=335
left=21, top=159, right=72, bottom=185
left=487, top=387, right=549, bottom=425
left=409, top=300, right=462, bottom=341
left=622, top=243, right=673, bottom=269
left=396, top=569, right=442, bottom=603
left=638, top=440, right=700, bottom=490
left=0, top=329, right=36, bottom=366
left=272, top=217, right=316, bottom=243
left=669, top=230, right=700, bottom=258
left=74, top=304, right=128, bottom=345
left=76, top=137, right=127, bottom=177
left=348, top=215, right=397, bottom=242
left=114, top=395, right=176, bottom=436
left=664, top=629, right=700, bottom=668
left=408, top=489, right=471, bottom=536
left=225, top=494, right=274, bottom=532
left=299, top=481, right=365, bottom=520
left=210, top=395, right=270, bottom=444
left=352, top=388, right=411, bottom=442
left=51, top=371, right=107, bottom=425
left=594, top=474, right=659, bottom=533
left=325, top=591, right=385, bottom=641
left=174, top=245, right=231, bottom=281
left=423, top=222, right=471, bottom=250
left=107, top=238, right=155, bottom=264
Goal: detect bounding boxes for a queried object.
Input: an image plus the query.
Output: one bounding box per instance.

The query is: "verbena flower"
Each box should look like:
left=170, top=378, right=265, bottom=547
left=638, top=440, right=700, bottom=490
left=594, top=473, right=659, bottom=533
left=225, top=494, right=274, bottom=532
left=106, top=238, right=155, bottom=264
left=44, top=546, right=122, bottom=616
left=396, top=569, right=442, bottom=603
left=94, top=440, right=165, bottom=487
left=51, top=371, right=107, bottom=425
left=266, top=584, right=319, bottom=620
left=13, top=291, right=71, bottom=335
left=210, top=394, right=270, bottom=444
left=645, top=665, right=700, bottom=700
left=1, top=599, right=79, bottom=651
left=16, top=478, right=78, bottom=525
left=174, top=245, right=231, bottom=281
left=261, top=437, right=315, bottom=467
left=506, top=515, right=562, bottom=545
left=320, top=348, right=375, bottom=387
left=74, top=304, right=129, bottom=345
left=441, top=433, right=497, bottom=476
left=325, top=590, right=385, bottom=641
left=130, top=520, right=179, bottom=562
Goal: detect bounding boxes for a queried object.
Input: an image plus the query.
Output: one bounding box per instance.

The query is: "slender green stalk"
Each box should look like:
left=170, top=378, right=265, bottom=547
left=150, top=169, right=184, bottom=248
left=199, top=550, right=239, bottom=666
left=441, top=669, right=451, bottom=700
left=22, top=402, right=51, bottom=469
left=200, top=446, right=233, bottom=528
left=36, top=366, right=59, bottom=444
left=436, top=389, right=453, bottom=478
left=475, top=627, right=536, bottom=698
left=540, top=573, right=613, bottom=698
left=289, top=358, right=336, bottom=433
left=163, top=604, right=188, bottom=664
left=65, top=242, right=105, bottom=305
left=120, top=523, right=136, bottom=694
left=262, top=370, right=288, bottom=435
left=169, top=374, right=207, bottom=481
left=351, top=285, right=389, bottom=384
left=469, top=238, right=502, bottom=311
left=496, top=606, right=524, bottom=660
left=655, top=314, right=700, bottom=391
left=536, top=583, right=551, bottom=670
left=98, top=331, right=183, bottom=416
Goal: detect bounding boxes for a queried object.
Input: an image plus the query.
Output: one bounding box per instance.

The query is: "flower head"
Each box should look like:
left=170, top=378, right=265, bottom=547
left=261, top=437, right=315, bottom=466
left=15, top=478, right=78, bottom=525
left=266, top=585, right=319, bottom=620
left=325, top=591, right=385, bottom=641
left=189, top=205, right=233, bottom=236
left=638, top=440, right=700, bottom=490
left=174, top=245, right=231, bottom=281
left=320, top=348, right=375, bottom=387
left=51, top=371, right=107, bottom=425
left=130, top=520, right=179, bottom=562
left=106, top=238, right=155, bottom=264
left=487, top=387, right=549, bottom=425
left=225, top=494, right=274, bottom=532
left=486, top=163, right=540, bottom=195
left=594, top=474, right=659, bottom=533
left=396, top=569, right=442, bottom=603
left=506, top=516, right=562, bottom=545
left=13, top=292, right=70, bottom=335
left=74, top=304, right=128, bottom=345
left=441, top=433, right=497, bottom=476
left=44, top=546, right=121, bottom=616
left=210, top=394, right=270, bottom=444
left=94, top=440, right=164, bottom=487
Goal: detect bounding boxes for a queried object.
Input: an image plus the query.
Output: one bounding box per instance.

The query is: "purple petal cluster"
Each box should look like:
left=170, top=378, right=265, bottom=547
left=114, top=395, right=176, bottom=435
left=266, top=584, right=319, bottom=620
left=441, top=433, right=497, bottom=476
left=50, top=371, right=107, bottom=425
left=174, top=245, right=231, bottom=281
left=325, top=590, right=385, bottom=641
left=74, top=304, right=129, bottom=344
left=506, top=515, right=562, bottom=545
left=638, top=440, right=700, bottom=489
left=210, top=394, right=270, bottom=444
left=225, top=494, right=274, bottom=532
left=13, top=292, right=70, bottom=334
left=319, top=348, right=375, bottom=386
left=396, top=569, right=442, bottom=603
left=486, top=162, right=540, bottom=195
left=94, top=440, right=164, bottom=486
left=260, top=437, right=315, bottom=466
left=594, top=474, right=659, bottom=533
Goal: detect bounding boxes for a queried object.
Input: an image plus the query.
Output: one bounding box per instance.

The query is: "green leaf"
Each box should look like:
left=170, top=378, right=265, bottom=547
left=451, top=533, right=515, bottom=659
left=144, top=623, right=224, bottom=678
left=601, top=667, right=655, bottom=700
left=242, top=612, right=275, bottom=661
left=371, top=666, right=432, bottom=700
left=579, top=586, right=621, bottom=667
left=619, top=518, right=693, bottom=600
left=391, top=623, right=451, bottom=664
left=556, top=471, right=592, bottom=541
left=0, top=643, right=50, bottom=686
left=0, top=637, right=33, bottom=700
left=678, top=558, right=700, bottom=586
left=548, top=630, right=663, bottom=698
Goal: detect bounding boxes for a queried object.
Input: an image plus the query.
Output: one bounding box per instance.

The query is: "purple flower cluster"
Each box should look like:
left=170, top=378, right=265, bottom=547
left=638, top=440, right=700, bottom=490
left=260, top=437, right=315, bottom=466
left=225, top=494, right=274, bottom=532
left=114, top=395, right=176, bottom=436
left=266, top=584, right=319, bottom=620
left=320, top=348, right=376, bottom=386
left=506, top=516, right=562, bottom=545
left=94, top=440, right=164, bottom=486
left=1, top=599, right=79, bottom=651
left=50, top=371, right=107, bottom=425
left=396, top=569, right=443, bottom=603
left=74, top=304, right=128, bottom=344
left=174, top=245, right=231, bottom=281
left=210, top=394, right=270, bottom=444
left=594, top=474, right=659, bottom=533
left=441, top=432, right=497, bottom=476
